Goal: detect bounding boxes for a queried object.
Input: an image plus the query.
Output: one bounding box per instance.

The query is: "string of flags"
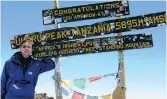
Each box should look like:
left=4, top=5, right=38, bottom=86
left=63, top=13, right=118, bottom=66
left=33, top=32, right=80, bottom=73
left=52, top=72, right=117, bottom=89
left=53, top=62, right=117, bottom=98
left=57, top=83, right=113, bottom=99
left=52, top=72, right=117, bottom=99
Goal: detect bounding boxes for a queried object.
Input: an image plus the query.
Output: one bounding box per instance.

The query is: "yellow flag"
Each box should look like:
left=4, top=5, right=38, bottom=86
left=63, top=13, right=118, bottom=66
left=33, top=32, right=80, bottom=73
left=61, top=80, right=72, bottom=87
left=102, top=94, right=112, bottom=99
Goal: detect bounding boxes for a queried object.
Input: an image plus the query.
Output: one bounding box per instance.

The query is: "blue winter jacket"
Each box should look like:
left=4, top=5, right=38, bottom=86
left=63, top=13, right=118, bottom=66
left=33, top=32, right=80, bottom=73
left=1, top=52, right=55, bottom=99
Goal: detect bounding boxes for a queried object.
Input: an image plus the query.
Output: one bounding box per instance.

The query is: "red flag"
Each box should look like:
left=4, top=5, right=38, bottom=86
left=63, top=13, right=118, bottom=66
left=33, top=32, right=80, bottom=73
left=72, top=91, right=85, bottom=99
left=89, top=76, right=102, bottom=83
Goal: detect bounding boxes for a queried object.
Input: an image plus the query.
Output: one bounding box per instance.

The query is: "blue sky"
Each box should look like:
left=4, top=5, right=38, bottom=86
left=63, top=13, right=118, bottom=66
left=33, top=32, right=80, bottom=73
left=1, top=1, right=166, bottom=99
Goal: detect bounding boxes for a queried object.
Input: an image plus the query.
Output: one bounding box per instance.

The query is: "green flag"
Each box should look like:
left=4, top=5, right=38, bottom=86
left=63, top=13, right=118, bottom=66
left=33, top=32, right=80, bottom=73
left=74, top=78, right=86, bottom=89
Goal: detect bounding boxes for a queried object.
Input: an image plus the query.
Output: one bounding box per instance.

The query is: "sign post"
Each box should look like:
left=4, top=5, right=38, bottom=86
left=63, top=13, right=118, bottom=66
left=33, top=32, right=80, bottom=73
left=117, top=0, right=126, bottom=97
left=118, top=33, right=126, bottom=99
left=53, top=0, right=63, bottom=99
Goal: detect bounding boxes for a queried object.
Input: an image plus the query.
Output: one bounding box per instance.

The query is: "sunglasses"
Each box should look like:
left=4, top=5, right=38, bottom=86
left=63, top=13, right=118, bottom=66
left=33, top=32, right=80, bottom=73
left=22, top=45, right=32, bottom=49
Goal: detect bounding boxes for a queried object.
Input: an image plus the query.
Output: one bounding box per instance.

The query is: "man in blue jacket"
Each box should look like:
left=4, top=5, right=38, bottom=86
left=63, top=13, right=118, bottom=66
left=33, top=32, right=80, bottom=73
left=1, top=38, right=55, bottom=99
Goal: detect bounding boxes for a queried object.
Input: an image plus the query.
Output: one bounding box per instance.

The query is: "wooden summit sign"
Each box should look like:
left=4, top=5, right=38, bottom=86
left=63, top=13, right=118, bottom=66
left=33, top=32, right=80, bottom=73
left=10, top=11, right=165, bottom=49
left=42, top=0, right=130, bottom=25
left=32, top=33, right=153, bottom=59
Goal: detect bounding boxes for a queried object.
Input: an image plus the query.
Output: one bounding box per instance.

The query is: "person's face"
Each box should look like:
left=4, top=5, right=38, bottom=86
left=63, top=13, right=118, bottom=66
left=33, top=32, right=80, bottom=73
left=20, top=42, right=32, bottom=58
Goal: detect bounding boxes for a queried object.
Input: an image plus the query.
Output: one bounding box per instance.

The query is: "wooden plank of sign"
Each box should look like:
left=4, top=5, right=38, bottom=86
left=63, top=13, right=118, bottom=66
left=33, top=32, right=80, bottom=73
left=10, top=11, right=165, bottom=49
left=42, top=1, right=130, bottom=24
left=32, top=33, right=153, bottom=59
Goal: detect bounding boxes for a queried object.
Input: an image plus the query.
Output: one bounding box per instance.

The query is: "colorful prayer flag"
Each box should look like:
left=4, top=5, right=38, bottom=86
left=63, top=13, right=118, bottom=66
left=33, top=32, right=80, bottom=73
left=89, top=76, right=102, bottom=83
left=102, top=94, right=112, bottom=99
left=87, top=95, right=98, bottom=99
left=72, top=91, right=85, bottom=99
left=61, top=80, right=72, bottom=87
left=74, top=78, right=86, bottom=89
left=58, top=86, right=69, bottom=96
left=103, top=73, right=116, bottom=78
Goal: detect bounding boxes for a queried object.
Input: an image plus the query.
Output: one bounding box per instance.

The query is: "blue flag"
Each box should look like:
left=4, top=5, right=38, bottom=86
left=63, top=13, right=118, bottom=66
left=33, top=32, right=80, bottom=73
left=87, top=95, right=98, bottom=99
left=58, top=86, right=69, bottom=96
left=103, top=73, right=116, bottom=78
